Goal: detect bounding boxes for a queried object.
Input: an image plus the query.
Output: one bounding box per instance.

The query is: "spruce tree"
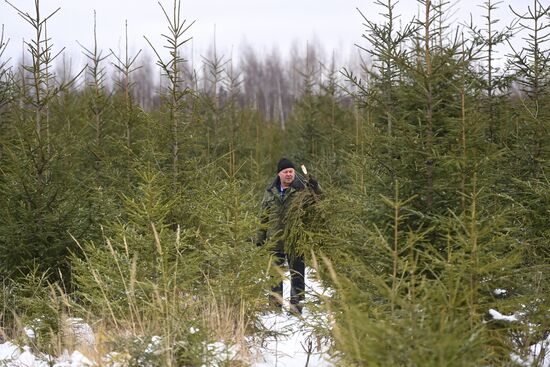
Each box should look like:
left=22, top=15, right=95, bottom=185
left=0, top=0, right=87, bottom=285
left=145, top=0, right=194, bottom=181
left=0, top=25, right=11, bottom=118
left=507, top=0, right=550, bottom=177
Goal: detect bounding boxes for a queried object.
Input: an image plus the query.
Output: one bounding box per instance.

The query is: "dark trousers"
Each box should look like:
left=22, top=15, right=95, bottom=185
left=271, top=251, right=305, bottom=308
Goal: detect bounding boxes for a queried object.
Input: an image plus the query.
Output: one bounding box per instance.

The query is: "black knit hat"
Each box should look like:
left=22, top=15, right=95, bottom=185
left=277, top=158, right=295, bottom=173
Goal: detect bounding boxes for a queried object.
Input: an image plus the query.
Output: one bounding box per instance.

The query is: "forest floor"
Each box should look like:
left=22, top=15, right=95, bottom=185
left=250, top=268, right=334, bottom=366
left=0, top=269, right=335, bottom=366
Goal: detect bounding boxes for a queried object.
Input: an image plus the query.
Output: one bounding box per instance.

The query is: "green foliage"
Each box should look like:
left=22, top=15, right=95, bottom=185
left=1, top=0, right=550, bottom=364
left=69, top=161, right=270, bottom=362
left=309, top=181, right=525, bottom=366
left=0, top=267, right=65, bottom=356
left=0, top=135, right=93, bottom=285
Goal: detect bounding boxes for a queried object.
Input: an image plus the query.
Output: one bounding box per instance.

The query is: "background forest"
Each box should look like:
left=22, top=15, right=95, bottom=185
left=0, top=0, right=549, bottom=365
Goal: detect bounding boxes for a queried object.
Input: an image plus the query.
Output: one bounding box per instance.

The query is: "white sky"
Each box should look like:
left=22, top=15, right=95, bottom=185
left=0, top=0, right=529, bottom=69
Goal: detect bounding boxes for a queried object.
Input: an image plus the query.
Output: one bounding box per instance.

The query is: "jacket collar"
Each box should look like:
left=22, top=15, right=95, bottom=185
left=267, top=174, right=307, bottom=192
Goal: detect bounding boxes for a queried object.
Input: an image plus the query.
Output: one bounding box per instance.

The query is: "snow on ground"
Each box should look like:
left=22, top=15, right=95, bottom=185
left=0, top=268, right=334, bottom=367
left=488, top=308, right=519, bottom=322
left=0, top=342, right=48, bottom=367
left=490, top=306, right=550, bottom=367
left=251, top=312, right=332, bottom=367
left=511, top=334, right=550, bottom=367
left=250, top=268, right=334, bottom=366
left=1, top=278, right=548, bottom=366
left=0, top=317, right=96, bottom=367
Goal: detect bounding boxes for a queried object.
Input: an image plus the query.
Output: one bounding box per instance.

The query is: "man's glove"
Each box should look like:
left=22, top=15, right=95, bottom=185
left=308, top=177, right=319, bottom=190
left=256, top=232, right=266, bottom=247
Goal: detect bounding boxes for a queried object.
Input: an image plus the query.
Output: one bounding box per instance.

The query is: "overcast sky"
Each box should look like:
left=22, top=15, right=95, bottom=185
left=0, top=0, right=528, bottom=68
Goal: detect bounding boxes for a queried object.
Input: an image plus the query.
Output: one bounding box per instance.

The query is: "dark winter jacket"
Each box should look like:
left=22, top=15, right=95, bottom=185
left=256, top=174, right=321, bottom=253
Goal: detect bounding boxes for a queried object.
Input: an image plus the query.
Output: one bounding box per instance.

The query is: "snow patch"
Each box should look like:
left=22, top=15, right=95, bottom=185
left=0, top=343, right=53, bottom=367
left=488, top=309, right=519, bottom=322
left=511, top=334, right=550, bottom=367
left=493, top=288, right=507, bottom=296
left=24, top=326, right=36, bottom=340
left=203, top=341, right=240, bottom=367
left=250, top=268, right=334, bottom=367
left=144, top=335, right=162, bottom=355
left=55, top=350, right=95, bottom=367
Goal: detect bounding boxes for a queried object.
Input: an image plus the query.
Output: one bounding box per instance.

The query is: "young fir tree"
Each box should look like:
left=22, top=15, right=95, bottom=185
left=111, top=20, right=142, bottom=161
left=310, top=56, right=356, bottom=188
left=145, top=0, right=194, bottom=182
left=71, top=167, right=208, bottom=365
left=197, top=35, right=231, bottom=163
left=299, top=1, right=542, bottom=364
left=502, top=1, right=550, bottom=353
left=355, top=0, right=417, bottom=137
left=466, top=0, right=517, bottom=144
left=72, top=156, right=270, bottom=364
left=309, top=174, right=527, bottom=366
left=0, top=25, right=12, bottom=132
left=502, top=0, right=550, bottom=260
left=0, top=0, right=88, bottom=286
left=80, top=11, right=109, bottom=152
left=507, top=0, right=550, bottom=177
left=343, top=0, right=419, bottom=204
left=288, top=44, right=323, bottom=163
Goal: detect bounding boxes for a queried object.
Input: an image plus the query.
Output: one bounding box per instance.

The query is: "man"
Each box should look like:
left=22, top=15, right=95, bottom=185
left=256, top=158, right=321, bottom=315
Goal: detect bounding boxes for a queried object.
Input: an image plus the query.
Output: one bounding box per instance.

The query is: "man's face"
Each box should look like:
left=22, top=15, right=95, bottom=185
left=278, top=168, right=295, bottom=187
